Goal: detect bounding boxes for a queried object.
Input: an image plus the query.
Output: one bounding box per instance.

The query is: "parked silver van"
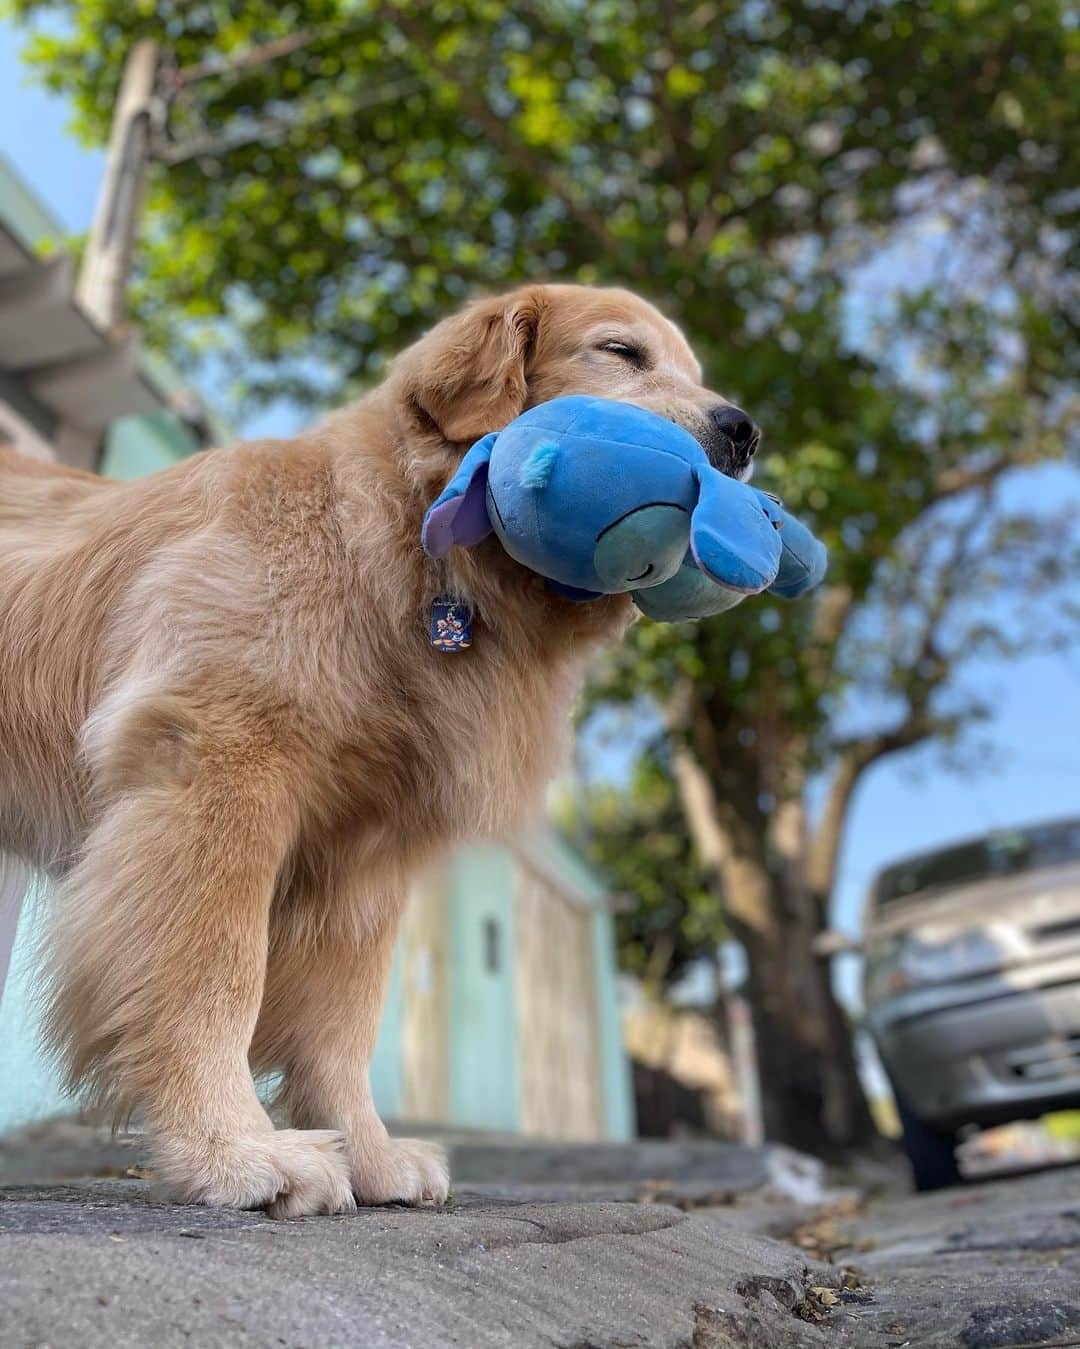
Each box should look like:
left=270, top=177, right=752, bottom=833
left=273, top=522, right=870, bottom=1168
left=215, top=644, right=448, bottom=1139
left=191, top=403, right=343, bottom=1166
left=862, top=817, right=1080, bottom=1189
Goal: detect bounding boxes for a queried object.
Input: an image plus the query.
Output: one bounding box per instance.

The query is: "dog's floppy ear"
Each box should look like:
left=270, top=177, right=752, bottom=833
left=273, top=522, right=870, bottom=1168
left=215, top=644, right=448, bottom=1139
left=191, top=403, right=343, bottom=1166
left=410, top=288, right=544, bottom=443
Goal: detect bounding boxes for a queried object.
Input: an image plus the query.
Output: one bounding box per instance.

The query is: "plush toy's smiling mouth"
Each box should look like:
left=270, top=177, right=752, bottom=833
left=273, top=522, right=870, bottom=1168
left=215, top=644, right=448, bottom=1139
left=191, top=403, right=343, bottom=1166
left=592, top=502, right=690, bottom=591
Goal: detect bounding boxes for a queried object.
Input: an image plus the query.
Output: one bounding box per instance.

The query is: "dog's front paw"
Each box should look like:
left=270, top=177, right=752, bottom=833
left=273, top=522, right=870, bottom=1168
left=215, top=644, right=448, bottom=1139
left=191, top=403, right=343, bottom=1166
left=154, top=1128, right=357, bottom=1218
left=351, top=1136, right=450, bottom=1206
left=264, top=1130, right=358, bottom=1219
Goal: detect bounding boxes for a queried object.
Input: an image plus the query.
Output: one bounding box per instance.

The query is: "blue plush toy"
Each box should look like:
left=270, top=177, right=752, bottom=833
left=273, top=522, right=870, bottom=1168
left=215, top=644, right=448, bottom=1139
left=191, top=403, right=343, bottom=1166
left=421, top=396, right=826, bottom=622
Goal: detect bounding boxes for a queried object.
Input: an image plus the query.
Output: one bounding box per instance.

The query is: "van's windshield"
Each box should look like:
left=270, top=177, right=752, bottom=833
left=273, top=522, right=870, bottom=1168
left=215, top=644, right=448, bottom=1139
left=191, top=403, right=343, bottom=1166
left=873, top=818, right=1080, bottom=907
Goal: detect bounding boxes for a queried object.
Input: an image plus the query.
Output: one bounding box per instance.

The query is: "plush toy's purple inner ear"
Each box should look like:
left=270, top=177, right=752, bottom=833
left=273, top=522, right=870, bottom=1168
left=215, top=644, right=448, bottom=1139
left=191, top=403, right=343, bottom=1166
left=421, top=471, right=493, bottom=557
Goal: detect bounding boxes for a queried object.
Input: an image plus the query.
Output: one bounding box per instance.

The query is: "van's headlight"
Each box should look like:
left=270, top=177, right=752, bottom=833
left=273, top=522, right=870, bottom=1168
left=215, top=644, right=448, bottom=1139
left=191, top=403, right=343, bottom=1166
left=865, top=929, right=1002, bottom=1000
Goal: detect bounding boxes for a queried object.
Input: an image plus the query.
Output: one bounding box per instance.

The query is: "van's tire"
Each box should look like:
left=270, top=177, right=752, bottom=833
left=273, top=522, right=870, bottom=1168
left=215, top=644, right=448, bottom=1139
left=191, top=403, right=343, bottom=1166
left=894, top=1091, right=962, bottom=1191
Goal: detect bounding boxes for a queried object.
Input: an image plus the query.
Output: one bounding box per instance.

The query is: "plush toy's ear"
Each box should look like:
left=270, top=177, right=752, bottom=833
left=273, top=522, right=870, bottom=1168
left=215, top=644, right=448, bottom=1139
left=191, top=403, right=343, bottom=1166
left=406, top=287, right=545, bottom=443
left=421, top=433, right=496, bottom=558
left=688, top=465, right=783, bottom=593
left=767, top=506, right=828, bottom=598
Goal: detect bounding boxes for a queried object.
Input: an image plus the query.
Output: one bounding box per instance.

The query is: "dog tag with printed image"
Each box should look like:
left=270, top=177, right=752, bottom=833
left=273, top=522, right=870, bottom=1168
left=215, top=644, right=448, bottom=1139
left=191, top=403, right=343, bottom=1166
left=430, top=598, right=473, bottom=652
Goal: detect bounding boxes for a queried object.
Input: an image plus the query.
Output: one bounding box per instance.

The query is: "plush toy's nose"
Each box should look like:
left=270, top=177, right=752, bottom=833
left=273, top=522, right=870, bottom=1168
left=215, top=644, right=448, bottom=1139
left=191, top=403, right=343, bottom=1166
left=592, top=504, right=690, bottom=592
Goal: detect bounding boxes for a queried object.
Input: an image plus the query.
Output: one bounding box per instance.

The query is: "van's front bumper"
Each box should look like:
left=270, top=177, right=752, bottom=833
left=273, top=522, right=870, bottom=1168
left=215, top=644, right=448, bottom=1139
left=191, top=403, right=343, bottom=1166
left=869, top=979, right=1080, bottom=1129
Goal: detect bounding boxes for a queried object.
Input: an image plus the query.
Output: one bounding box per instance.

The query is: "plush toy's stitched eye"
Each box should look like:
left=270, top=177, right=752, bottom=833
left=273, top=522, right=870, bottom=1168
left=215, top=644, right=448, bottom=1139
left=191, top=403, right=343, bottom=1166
left=598, top=340, right=647, bottom=366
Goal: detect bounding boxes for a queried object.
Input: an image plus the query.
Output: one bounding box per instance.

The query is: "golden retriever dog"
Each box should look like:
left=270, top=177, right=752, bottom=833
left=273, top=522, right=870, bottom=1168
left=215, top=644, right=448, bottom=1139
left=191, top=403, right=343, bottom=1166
left=0, top=284, right=758, bottom=1216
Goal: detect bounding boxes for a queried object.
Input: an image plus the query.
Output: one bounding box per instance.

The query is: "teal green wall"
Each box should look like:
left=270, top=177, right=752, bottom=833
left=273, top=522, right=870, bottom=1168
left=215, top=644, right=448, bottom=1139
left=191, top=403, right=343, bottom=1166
left=513, top=830, right=636, bottom=1140
left=371, top=839, right=634, bottom=1140
left=0, top=152, right=65, bottom=250
left=448, top=846, right=520, bottom=1132
left=100, top=410, right=198, bottom=481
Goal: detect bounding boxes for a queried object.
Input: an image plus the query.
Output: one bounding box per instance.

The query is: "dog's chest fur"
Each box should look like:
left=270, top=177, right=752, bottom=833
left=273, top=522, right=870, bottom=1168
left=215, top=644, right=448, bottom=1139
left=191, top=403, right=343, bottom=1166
left=318, top=608, right=587, bottom=857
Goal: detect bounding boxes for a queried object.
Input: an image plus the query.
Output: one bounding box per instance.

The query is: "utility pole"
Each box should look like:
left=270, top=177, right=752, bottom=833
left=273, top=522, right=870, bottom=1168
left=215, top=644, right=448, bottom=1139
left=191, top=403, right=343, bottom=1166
left=74, top=30, right=411, bottom=331
left=75, top=39, right=160, bottom=334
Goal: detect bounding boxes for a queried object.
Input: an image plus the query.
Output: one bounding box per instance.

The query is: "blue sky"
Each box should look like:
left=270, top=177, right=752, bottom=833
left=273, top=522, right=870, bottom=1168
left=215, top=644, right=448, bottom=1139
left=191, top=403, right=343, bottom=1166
left=3, top=20, right=1078, bottom=1006
left=0, top=23, right=105, bottom=228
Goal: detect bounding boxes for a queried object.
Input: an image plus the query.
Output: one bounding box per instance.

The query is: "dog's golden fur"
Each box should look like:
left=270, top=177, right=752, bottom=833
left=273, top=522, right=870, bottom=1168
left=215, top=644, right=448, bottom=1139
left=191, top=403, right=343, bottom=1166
left=0, top=284, right=735, bottom=1215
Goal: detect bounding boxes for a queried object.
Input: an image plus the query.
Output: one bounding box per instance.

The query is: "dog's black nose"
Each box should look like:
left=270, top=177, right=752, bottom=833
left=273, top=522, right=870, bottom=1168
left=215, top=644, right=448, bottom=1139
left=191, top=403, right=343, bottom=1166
left=710, top=404, right=758, bottom=452
left=706, top=404, right=760, bottom=473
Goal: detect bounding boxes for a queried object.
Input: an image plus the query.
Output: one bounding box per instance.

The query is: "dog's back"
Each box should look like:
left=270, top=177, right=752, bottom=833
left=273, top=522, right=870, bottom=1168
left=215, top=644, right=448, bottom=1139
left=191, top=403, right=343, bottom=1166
left=0, top=448, right=110, bottom=525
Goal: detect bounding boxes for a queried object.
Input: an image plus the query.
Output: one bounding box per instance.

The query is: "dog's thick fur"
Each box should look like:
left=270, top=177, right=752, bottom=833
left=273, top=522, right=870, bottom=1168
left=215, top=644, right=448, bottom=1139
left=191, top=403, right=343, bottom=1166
left=0, top=284, right=739, bottom=1216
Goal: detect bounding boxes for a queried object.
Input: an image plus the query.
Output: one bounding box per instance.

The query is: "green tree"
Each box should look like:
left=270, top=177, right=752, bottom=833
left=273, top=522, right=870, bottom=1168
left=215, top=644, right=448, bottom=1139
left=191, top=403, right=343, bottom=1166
left=11, top=0, right=1077, bottom=1151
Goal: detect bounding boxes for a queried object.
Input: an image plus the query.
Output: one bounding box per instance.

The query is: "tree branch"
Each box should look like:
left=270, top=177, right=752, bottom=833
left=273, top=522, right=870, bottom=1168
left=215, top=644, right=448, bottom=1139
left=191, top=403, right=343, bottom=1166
left=931, top=455, right=1021, bottom=503
left=806, top=712, right=937, bottom=898
left=667, top=681, right=779, bottom=941
left=808, top=486, right=1003, bottom=896
left=670, top=740, right=782, bottom=941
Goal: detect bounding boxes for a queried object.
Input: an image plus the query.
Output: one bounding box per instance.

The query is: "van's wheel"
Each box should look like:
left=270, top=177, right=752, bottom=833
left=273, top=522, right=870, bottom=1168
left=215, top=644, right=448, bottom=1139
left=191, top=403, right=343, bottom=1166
left=894, top=1091, right=961, bottom=1191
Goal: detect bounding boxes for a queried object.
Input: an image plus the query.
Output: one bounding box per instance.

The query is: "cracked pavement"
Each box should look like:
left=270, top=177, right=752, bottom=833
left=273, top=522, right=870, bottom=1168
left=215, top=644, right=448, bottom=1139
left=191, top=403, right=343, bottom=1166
left=1, top=1129, right=1078, bottom=1348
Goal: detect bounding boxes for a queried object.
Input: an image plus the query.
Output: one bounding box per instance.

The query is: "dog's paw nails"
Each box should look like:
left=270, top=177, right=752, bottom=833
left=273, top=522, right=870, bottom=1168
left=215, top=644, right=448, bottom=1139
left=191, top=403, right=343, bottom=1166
left=351, top=1137, right=450, bottom=1206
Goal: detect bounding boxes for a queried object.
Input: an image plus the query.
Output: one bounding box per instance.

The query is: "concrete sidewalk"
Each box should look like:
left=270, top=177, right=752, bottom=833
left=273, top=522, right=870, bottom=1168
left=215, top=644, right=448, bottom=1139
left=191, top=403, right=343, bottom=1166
left=2, top=1126, right=1078, bottom=1348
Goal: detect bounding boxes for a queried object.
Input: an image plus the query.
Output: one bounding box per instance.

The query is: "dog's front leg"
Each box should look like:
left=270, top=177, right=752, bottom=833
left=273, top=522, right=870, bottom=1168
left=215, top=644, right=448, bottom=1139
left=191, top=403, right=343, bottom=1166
left=42, top=734, right=355, bottom=1219
left=257, top=877, right=449, bottom=1206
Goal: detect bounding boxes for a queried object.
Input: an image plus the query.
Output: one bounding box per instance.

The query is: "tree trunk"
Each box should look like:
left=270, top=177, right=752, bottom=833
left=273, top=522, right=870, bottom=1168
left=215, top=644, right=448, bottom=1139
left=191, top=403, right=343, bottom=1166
left=728, top=871, right=877, bottom=1154
left=671, top=731, right=877, bottom=1154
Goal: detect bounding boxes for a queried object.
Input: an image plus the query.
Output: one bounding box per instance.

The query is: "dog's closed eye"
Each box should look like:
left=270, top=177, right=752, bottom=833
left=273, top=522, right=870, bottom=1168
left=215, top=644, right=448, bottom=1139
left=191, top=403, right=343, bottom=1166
left=597, top=340, right=649, bottom=368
